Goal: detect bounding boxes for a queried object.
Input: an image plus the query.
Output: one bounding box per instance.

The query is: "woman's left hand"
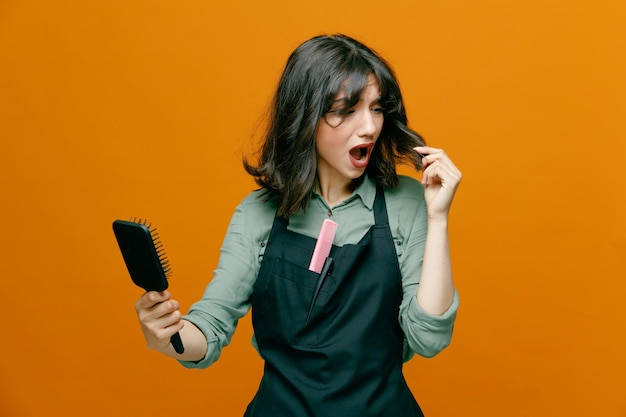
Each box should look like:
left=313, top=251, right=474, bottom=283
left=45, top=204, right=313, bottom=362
left=414, top=146, right=462, bottom=220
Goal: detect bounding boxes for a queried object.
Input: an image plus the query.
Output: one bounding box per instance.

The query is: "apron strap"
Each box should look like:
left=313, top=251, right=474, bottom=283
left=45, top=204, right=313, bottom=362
left=373, top=185, right=389, bottom=226
left=271, top=214, right=289, bottom=231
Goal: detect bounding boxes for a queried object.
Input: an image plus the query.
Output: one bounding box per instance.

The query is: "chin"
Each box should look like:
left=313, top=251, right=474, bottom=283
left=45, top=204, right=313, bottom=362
left=346, top=167, right=367, bottom=181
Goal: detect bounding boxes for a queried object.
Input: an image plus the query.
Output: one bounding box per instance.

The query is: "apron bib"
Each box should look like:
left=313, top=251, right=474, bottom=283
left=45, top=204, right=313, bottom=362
left=246, top=186, right=424, bottom=417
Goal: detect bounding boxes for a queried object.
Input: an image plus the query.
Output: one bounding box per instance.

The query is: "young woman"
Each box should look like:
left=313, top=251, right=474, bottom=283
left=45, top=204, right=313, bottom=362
left=135, top=34, right=462, bottom=416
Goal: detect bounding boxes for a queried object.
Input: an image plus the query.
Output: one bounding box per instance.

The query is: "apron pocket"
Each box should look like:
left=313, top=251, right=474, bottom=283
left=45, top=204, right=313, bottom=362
left=258, top=257, right=333, bottom=347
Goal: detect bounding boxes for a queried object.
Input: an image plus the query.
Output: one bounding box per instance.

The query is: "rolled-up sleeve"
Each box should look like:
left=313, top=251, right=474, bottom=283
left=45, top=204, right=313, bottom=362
left=402, top=290, right=459, bottom=359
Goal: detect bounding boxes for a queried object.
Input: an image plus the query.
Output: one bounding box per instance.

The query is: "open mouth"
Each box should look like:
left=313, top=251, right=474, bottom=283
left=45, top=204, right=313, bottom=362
left=349, top=144, right=373, bottom=168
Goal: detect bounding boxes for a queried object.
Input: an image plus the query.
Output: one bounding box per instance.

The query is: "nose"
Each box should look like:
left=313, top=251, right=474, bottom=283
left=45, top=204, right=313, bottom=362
left=357, top=109, right=377, bottom=138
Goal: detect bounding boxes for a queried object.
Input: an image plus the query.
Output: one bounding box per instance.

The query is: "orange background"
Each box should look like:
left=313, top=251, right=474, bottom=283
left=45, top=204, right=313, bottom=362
left=1, top=1, right=625, bottom=416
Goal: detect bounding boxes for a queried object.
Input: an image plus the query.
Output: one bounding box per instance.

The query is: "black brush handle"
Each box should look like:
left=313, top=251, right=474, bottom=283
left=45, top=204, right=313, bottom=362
left=171, top=332, right=185, bottom=354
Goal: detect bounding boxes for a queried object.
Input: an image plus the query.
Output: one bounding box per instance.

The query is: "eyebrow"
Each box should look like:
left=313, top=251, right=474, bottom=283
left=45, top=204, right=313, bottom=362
left=331, top=95, right=382, bottom=104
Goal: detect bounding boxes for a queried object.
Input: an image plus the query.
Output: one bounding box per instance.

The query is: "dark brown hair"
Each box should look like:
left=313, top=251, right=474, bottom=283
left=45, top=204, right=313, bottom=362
left=244, top=34, right=425, bottom=217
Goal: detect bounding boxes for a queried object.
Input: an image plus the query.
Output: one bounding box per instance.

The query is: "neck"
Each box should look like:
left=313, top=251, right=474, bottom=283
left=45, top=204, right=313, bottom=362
left=314, top=176, right=359, bottom=207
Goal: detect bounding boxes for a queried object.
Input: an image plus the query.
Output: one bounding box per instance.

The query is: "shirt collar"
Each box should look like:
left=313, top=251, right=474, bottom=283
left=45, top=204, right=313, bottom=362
left=311, top=175, right=377, bottom=211
left=352, top=175, right=376, bottom=210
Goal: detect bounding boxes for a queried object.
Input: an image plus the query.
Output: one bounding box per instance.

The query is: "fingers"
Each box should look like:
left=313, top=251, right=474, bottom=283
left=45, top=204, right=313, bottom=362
left=422, top=159, right=462, bottom=187
left=135, top=290, right=164, bottom=310
left=414, top=145, right=462, bottom=219
left=414, top=146, right=441, bottom=176
left=414, top=146, right=462, bottom=187
left=135, top=291, right=184, bottom=350
left=422, top=161, right=452, bottom=186
left=413, top=145, right=440, bottom=159
left=136, top=291, right=180, bottom=320
left=414, top=146, right=445, bottom=168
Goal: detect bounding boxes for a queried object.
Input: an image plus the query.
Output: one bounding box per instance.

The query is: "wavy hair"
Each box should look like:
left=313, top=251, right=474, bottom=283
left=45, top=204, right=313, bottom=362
left=244, top=34, right=425, bottom=217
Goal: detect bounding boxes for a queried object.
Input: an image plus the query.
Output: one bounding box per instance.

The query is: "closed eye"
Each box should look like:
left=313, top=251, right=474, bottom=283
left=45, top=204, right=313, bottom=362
left=371, top=95, right=384, bottom=114
left=328, top=106, right=354, bottom=116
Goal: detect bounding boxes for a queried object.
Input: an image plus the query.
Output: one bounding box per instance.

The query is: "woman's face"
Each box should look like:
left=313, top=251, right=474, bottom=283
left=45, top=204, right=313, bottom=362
left=315, top=74, right=384, bottom=187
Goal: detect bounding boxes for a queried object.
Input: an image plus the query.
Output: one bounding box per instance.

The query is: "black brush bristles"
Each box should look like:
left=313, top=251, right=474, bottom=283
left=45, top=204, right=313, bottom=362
left=129, top=217, right=172, bottom=279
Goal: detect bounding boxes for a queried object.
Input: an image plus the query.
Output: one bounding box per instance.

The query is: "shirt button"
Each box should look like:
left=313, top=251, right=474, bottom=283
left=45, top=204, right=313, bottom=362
left=327, top=210, right=332, bottom=217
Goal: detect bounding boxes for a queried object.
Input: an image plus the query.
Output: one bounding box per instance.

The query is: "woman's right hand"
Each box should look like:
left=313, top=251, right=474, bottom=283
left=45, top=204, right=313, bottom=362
left=134, top=291, right=184, bottom=352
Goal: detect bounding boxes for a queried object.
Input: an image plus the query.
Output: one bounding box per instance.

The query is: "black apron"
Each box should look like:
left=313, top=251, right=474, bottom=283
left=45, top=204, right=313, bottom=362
left=246, top=186, right=424, bottom=417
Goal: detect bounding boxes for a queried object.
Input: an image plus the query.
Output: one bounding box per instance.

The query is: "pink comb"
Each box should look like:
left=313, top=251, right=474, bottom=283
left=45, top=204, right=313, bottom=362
left=309, top=219, right=338, bottom=273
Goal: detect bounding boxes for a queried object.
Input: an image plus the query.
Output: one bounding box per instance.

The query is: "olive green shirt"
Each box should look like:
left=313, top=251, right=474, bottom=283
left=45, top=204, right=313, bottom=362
left=180, top=175, right=459, bottom=369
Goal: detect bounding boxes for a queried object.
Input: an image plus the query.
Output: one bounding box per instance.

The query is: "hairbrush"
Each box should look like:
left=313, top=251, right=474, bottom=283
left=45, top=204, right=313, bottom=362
left=112, top=218, right=184, bottom=354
